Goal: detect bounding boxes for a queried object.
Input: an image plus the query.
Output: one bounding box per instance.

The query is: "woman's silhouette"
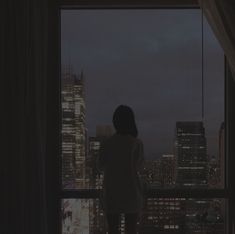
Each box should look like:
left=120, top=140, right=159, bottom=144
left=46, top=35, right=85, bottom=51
left=97, top=105, right=144, bottom=234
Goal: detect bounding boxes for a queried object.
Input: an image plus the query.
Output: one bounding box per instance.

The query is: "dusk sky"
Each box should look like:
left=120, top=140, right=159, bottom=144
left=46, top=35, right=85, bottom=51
left=61, top=9, right=224, bottom=159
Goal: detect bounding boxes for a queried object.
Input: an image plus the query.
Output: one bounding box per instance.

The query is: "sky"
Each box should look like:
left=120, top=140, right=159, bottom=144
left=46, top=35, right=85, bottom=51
left=61, top=9, right=224, bottom=159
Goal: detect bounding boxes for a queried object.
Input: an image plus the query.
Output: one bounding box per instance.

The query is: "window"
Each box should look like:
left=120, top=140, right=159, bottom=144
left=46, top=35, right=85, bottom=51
left=60, top=2, right=229, bottom=234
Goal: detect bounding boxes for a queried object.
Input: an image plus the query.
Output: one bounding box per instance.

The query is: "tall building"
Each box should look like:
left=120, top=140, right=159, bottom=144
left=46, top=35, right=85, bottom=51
left=219, top=122, right=225, bottom=188
left=88, top=125, right=114, bottom=233
left=175, top=121, right=208, bottom=188
left=61, top=66, right=86, bottom=189
left=88, top=136, right=103, bottom=190
left=96, top=125, right=114, bottom=138
left=160, top=154, right=176, bottom=188
left=88, top=124, right=114, bottom=189
left=61, top=67, right=89, bottom=234
left=218, top=122, right=226, bottom=226
left=208, top=155, right=220, bottom=188
left=173, top=122, right=225, bottom=233
left=175, top=122, right=208, bottom=233
left=208, top=122, right=225, bottom=189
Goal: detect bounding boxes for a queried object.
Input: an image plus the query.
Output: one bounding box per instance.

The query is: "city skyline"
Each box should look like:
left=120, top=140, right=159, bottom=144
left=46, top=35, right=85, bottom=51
left=61, top=9, right=224, bottom=159
left=61, top=66, right=224, bottom=161
left=61, top=68, right=225, bottom=233
left=61, top=67, right=224, bottom=190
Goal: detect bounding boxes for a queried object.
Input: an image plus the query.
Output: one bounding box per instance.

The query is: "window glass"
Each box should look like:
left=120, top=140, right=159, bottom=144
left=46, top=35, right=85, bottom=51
left=62, top=198, right=226, bottom=233
left=61, top=10, right=224, bottom=191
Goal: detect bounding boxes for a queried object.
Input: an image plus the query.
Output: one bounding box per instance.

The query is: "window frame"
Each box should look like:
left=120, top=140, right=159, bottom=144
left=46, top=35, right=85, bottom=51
left=58, top=1, right=234, bottom=233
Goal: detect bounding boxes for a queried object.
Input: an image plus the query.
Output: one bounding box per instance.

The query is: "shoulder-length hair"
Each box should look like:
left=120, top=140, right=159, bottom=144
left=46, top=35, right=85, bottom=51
left=112, top=105, right=138, bottom=138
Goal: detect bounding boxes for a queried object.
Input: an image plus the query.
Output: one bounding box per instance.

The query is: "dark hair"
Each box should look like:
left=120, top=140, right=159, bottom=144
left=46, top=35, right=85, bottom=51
left=112, top=105, right=138, bottom=138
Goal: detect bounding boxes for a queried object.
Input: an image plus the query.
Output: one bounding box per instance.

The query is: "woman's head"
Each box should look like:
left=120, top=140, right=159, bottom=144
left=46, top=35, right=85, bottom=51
left=112, top=105, right=138, bottom=138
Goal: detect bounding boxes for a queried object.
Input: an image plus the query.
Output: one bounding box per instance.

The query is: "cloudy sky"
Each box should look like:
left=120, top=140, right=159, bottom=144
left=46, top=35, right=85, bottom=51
left=61, top=9, right=224, bottom=159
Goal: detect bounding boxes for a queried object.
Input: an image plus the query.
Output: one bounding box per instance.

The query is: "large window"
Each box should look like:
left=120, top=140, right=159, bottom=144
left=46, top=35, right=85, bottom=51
left=60, top=5, right=227, bottom=234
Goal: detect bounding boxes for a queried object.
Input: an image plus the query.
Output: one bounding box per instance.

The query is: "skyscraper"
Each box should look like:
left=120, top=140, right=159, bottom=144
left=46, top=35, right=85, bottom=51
left=218, top=122, right=226, bottom=226
left=62, top=66, right=86, bottom=189
left=88, top=125, right=114, bottom=233
left=175, top=122, right=211, bottom=233
left=175, top=121, right=208, bottom=188
left=96, top=125, right=114, bottom=138
left=160, top=154, right=176, bottom=188
left=208, top=155, right=220, bottom=188
left=219, top=122, right=225, bottom=188
left=61, top=67, right=90, bottom=234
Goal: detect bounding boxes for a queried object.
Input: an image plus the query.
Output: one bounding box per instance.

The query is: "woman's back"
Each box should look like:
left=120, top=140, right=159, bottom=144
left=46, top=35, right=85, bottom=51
left=99, top=134, right=144, bottom=213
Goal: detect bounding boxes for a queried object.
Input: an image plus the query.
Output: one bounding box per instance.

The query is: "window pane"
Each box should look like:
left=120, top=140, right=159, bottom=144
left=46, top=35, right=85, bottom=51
left=62, top=198, right=226, bottom=233
left=62, top=199, right=91, bottom=233
left=142, top=198, right=226, bottom=234
left=61, top=9, right=224, bottom=190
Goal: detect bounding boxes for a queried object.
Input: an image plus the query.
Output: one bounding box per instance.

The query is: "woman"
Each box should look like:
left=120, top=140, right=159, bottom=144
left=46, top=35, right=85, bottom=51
left=97, top=105, right=144, bottom=234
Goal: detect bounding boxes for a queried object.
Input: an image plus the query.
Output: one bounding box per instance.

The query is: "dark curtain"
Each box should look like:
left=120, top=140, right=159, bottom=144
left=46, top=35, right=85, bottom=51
left=199, top=0, right=235, bottom=79
left=2, top=1, right=60, bottom=234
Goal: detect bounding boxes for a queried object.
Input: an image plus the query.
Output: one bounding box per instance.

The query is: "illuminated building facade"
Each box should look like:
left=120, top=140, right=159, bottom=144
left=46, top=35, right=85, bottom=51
left=219, top=122, right=225, bottom=188
left=88, top=125, right=114, bottom=233
left=61, top=67, right=90, bottom=234
left=61, top=66, right=86, bottom=189
left=160, top=154, right=176, bottom=188
left=175, top=121, right=208, bottom=188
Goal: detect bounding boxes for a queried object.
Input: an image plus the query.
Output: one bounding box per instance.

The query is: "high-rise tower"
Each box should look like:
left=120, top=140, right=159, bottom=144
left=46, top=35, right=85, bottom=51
left=160, top=154, right=176, bottom=188
left=219, top=122, right=225, bottom=188
left=88, top=125, right=114, bottom=233
left=62, top=66, right=86, bottom=189
left=175, top=121, right=208, bottom=188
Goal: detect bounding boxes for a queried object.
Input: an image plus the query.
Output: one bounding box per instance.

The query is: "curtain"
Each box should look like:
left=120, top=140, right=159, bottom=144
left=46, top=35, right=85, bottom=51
left=199, top=1, right=235, bottom=232
left=199, top=0, right=235, bottom=79
left=2, top=1, right=60, bottom=234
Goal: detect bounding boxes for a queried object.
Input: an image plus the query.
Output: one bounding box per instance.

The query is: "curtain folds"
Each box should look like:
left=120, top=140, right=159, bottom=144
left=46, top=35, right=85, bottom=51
left=3, top=1, right=60, bottom=234
left=199, top=0, right=235, bottom=79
